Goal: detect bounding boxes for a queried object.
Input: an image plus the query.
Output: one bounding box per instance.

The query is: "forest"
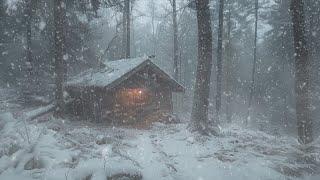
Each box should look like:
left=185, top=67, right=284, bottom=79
left=0, top=0, right=320, bottom=179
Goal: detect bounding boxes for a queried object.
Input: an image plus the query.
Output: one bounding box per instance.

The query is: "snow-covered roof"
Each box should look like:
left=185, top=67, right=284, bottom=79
left=66, top=57, right=184, bottom=92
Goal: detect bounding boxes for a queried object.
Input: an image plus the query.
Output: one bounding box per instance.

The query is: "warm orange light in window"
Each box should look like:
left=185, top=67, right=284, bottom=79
left=116, top=88, right=150, bottom=107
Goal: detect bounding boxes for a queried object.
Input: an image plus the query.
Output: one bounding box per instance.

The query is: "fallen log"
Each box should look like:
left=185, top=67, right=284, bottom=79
left=25, top=98, right=74, bottom=121
left=25, top=104, right=56, bottom=121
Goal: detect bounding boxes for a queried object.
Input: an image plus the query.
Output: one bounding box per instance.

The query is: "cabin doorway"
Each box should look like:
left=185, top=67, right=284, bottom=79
left=113, top=88, right=152, bottom=122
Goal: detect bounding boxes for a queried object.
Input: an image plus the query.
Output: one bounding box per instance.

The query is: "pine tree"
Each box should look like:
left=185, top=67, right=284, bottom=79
left=53, top=0, right=66, bottom=117
left=25, top=0, right=33, bottom=94
left=172, top=0, right=179, bottom=80
left=225, top=5, right=233, bottom=123
left=291, top=0, right=313, bottom=144
left=247, top=0, right=259, bottom=125
left=122, top=0, right=130, bottom=58
left=216, top=0, right=225, bottom=123
left=190, top=0, right=217, bottom=135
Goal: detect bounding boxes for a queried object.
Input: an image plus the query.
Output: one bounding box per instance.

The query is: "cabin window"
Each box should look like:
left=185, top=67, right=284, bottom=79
left=115, top=88, right=151, bottom=107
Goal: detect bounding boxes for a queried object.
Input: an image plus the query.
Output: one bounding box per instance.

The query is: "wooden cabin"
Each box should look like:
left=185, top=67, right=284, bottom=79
left=65, top=57, right=184, bottom=124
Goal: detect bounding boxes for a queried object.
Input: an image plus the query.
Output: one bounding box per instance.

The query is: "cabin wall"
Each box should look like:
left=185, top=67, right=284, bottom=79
left=108, top=87, right=172, bottom=124
left=68, top=87, right=173, bottom=123
left=154, top=87, right=172, bottom=112
left=66, top=87, right=113, bottom=122
left=107, top=70, right=174, bottom=124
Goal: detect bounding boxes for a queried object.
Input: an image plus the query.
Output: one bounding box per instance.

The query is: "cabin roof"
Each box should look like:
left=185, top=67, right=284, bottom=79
left=66, top=57, right=184, bottom=92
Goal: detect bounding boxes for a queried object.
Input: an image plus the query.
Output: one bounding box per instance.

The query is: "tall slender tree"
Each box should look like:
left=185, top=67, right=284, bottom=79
left=172, top=0, right=179, bottom=80
left=53, top=0, right=66, bottom=117
left=122, top=0, right=130, bottom=58
left=190, top=0, right=216, bottom=135
left=0, top=1, right=5, bottom=44
left=216, top=0, right=225, bottom=122
left=25, top=0, right=33, bottom=92
left=225, top=5, right=233, bottom=123
left=246, top=0, right=259, bottom=125
left=125, top=0, right=130, bottom=58
left=291, top=0, right=313, bottom=144
left=150, top=0, right=156, bottom=55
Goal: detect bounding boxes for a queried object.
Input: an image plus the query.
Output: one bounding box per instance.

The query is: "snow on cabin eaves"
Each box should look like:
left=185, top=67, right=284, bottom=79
left=66, top=57, right=147, bottom=88
left=66, top=57, right=184, bottom=92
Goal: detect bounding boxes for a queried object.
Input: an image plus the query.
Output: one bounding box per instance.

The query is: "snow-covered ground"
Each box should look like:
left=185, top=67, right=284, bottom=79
left=0, top=104, right=320, bottom=180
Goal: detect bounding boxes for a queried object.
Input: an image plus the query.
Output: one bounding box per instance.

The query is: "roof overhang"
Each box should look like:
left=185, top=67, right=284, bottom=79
left=66, top=58, right=185, bottom=93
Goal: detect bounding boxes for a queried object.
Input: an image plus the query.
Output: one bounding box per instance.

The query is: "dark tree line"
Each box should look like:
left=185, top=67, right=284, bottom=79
left=188, top=0, right=315, bottom=144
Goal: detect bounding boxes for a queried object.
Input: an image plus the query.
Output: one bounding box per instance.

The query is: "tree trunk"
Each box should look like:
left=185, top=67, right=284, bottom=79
left=122, top=4, right=126, bottom=58
left=190, top=0, right=216, bottom=135
left=123, top=0, right=130, bottom=58
left=216, top=0, right=224, bottom=123
left=172, top=0, right=181, bottom=111
left=173, top=0, right=179, bottom=80
left=25, top=0, right=33, bottom=93
left=131, top=3, right=135, bottom=57
left=290, top=0, right=313, bottom=144
left=151, top=0, right=156, bottom=55
left=125, top=0, right=130, bottom=58
left=225, top=7, right=232, bottom=123
left=0, top=1, right=4, bottom=35
left=246, top=0, right=258, bottom=125
left=0, top=1, right=4, bottom=22
left=53, top=0, right=66, bottom=117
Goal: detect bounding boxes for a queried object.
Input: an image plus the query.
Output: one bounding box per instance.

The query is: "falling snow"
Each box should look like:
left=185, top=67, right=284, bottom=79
left=1, top=0, right=320, bottom=179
